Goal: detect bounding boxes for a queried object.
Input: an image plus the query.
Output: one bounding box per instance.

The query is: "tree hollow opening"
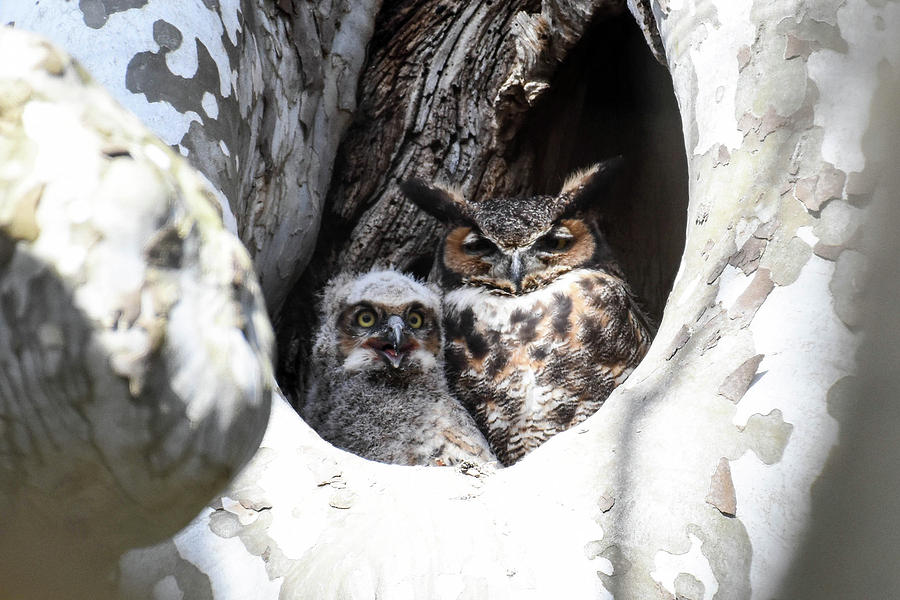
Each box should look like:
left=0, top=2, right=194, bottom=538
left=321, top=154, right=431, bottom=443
left=276, top=9, right=687, bottom=451
left=510, top=12, right=687, bottom=320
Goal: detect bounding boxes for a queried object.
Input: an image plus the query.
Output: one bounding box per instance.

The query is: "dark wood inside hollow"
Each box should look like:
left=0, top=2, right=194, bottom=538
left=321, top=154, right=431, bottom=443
left=517, top=14, right=687, bottom=320
left=275, top=9, right=687, bottom=405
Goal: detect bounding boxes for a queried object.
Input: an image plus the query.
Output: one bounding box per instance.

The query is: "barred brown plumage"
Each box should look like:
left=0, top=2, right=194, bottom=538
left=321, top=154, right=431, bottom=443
left=402, top=159, right=653, bottom=465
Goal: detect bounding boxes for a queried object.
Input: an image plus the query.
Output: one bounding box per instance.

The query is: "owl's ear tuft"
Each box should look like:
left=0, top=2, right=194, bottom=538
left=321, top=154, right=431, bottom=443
left=558, top=156, right=624, bottom=214
left=400, top=179, right=470, bottom=224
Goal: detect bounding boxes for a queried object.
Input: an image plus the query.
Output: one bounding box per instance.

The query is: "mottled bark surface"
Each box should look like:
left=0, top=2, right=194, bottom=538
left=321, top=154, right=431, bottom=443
left=1, top=0, right=380, bottom=315
left=785, top=55, right=900, bottom=600
left=120, top=0, right=896, bottom=597
left=277, top=0, right=687, bottom=405
left=1, top=0, right=893, bottom=598
left=0, top=29, right=272, bottom=598
left=618, top=0, right=897, bottom=596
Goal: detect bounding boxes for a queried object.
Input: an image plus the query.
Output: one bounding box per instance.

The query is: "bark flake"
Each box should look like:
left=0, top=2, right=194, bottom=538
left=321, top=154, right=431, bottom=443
left=598, top=493, right=616, bottom=513
left=752, top=219, right=779, bottom=241
left=766, top=237, right=814, bottom=287
left=794, top=164, right=847, bottom=213
left=666, top=325, right=691, bottom=360
left=705, top=255, right=729, bottom=285
left=674, top=571, right=706, bottom=600
left=717, top=353, right=764, bottom=403
left=0, top=182, right=43, bottom=242
left=830, top=249, right=866, bottom=328
left=783, top=33, right=813, bottom=61
left=739, top=409, right=793, bottom=465
left=600, top=543, right=632, bottom=576
left=650, top=533, right=718, bottom=600
left=705, top=457, right=736, bottom=517
left=728, top=236, right=766, bottom=275
left=727, top=267, right=774, bottom=322
left=328, top=488, right=357, bottom=509
left=713, top=144, right=730, bottom=166
left=736, top=45, right=751, bottom=70
left=79, top=0, right=148, bottom=29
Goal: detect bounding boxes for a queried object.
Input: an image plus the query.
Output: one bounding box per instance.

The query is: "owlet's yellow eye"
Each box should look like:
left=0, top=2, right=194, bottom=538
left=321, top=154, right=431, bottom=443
left=356, top=310, right=376, bottom=328
left=407, top=311, right=424, bottom=329
left=554, top=237, right=569, bottom=251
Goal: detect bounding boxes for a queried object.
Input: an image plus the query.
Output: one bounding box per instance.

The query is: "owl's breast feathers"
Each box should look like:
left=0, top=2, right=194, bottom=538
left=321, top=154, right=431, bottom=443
left=443, top=268, right=652, bottom=465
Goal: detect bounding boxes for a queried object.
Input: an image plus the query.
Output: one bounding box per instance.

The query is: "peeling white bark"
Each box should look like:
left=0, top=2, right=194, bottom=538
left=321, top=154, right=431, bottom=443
left=0, top=28, right=272, bottom=598
left=639, top=0, right=895, bottom=596
left=687, top=0, right=755, bottom=155
left=808, top=0, right=900, bottom=173
left=732, top=257, right=851, bottom=595
left=2, top=0, right=896, bottom=598
left=651, top=534, right=718, bottom=600
left=786, top=96, right=900, bottom=598
left=1, top=0, right=381, bottom=315
left=122, top=396, right=612, bottom=600
left=2, top=1, right=243, bottom=219
left=120, top=0, right=893, bottom=597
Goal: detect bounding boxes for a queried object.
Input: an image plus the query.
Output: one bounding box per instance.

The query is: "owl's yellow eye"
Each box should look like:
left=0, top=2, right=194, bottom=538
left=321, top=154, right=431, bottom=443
left=462, top=233, right=495, bottom=256
left=408, top=311, right=424, bottom=329
left=356, top=310, right=376, bottom=327
left=540, top=229, right=574, bottom=253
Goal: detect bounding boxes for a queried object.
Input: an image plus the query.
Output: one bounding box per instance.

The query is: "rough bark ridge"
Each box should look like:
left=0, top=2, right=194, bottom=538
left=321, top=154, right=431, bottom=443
left=0, top=0, right=380, bottom=316
left=277, top=0, right=684, bottom=403
left=0, top=29, right=272, bottom=598
left=242, top=0, right=380, bottom=315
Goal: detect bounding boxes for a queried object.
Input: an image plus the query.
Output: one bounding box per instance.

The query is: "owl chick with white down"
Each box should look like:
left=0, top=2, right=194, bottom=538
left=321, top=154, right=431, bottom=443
left=301, top=268, right=496, bottom=467
left=401, top=158, right=653, bottom=466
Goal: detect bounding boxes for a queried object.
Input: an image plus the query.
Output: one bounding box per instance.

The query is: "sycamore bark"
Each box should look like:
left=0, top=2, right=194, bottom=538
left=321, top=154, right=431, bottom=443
left=1, top=0, right=380, bottom=315
left=0, top=0, right=897, bottom=598
left=0, top=29, right=272, bottom=598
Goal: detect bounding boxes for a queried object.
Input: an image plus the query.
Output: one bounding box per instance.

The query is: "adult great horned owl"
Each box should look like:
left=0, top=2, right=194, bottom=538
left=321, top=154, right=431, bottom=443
left=401, top=159, right=653, bottom=465
left=301, top=268, right=496, bottom=466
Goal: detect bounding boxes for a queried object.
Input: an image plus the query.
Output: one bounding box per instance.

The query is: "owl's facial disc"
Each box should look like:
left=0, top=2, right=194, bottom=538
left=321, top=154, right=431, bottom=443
left=335, top=290, right=441, bottom=376
left=447, top=223, right=593, bottom=295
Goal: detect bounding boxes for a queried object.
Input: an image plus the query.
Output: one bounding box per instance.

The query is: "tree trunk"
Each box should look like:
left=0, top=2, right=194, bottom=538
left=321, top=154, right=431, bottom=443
left=783, top=44, right=900, bottom=600
left=1, top=0, right=897, bottom=598
left=627, top=1, right=896, bottom=595
left=1, top=0, right=380, bottom=316
left=124, top=0, right=895, bottom=597
left=276, top=0, right=687, bottom=404
left=126, top=0, right=895, bottom=598
left=0, top=28, right=272, bottom=598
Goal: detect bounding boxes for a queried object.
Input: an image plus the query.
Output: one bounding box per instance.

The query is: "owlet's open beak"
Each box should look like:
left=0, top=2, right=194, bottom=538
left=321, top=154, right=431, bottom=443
left=370, top=315, right=411, bottom=369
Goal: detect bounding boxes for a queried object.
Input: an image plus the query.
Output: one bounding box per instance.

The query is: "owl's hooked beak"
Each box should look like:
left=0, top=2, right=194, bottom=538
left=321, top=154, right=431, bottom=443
left=506, top=250, right=525, bottom=292
left=369, top=315, right=412, bottom=369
